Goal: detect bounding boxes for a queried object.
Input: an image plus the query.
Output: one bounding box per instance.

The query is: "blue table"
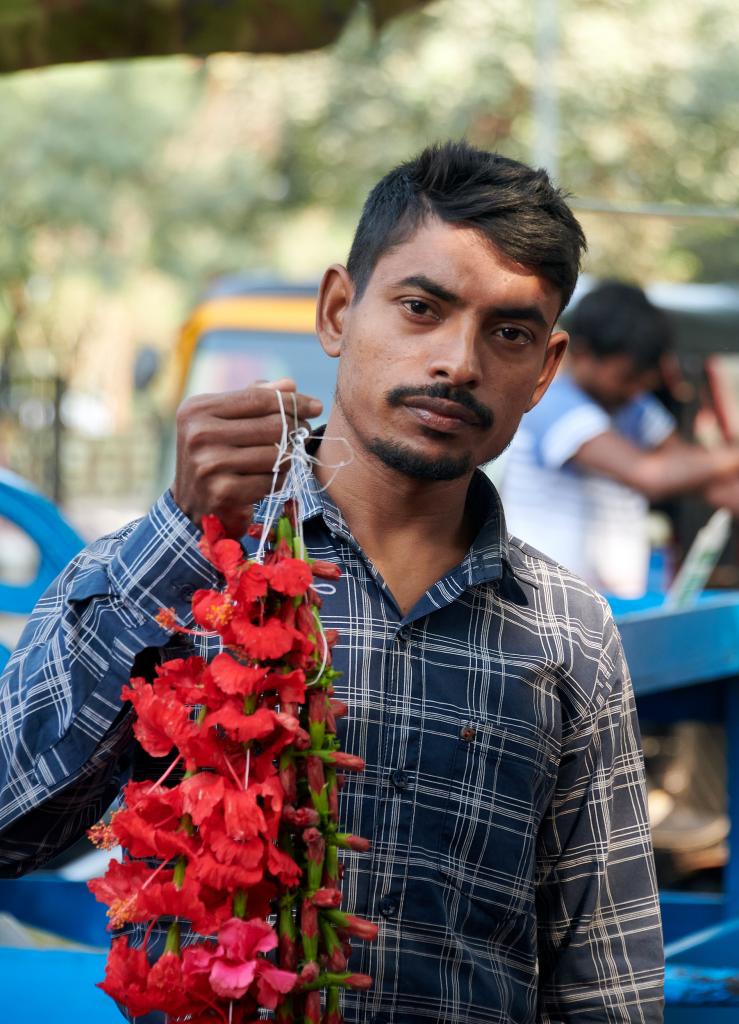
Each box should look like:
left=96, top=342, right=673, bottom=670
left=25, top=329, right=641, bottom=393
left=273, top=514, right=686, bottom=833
left=616, top=593, right=739, bottom=1017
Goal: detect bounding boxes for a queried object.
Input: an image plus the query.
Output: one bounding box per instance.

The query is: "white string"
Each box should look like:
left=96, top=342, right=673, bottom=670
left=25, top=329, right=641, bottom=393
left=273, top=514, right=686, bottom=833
left=254, top=389, right=291, bottom=564
left=253, top=392, right=354, bottom=564
left=249, top=389, right=353, bottom=684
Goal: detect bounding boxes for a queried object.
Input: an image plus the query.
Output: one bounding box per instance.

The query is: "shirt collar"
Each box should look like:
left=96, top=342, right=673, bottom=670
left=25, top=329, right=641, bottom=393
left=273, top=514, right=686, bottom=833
left=253, top=429, right=535, bottom=591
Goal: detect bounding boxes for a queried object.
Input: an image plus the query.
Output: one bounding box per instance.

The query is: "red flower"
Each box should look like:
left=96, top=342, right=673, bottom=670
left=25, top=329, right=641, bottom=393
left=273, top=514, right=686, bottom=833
left=235, top=562, right=270, bottom=604
left=266, top=843, right=302, bottom=886
left=210, top=652, right=267, bottom=698
left=199, top=515, right=244, bottom=581
left=266, top=557, right=313, bottom=597
left=121, top=677, right=196, bottom=759
left=192, top=588, right=235, bottom=633
left=88, top=858, right=162, bottom=927
left=98, top=938, right=153, bottom=1017
left=204, top=704, right=283, bottom=744
left=266, top=668, right=306, bottom=705
left=222, top=787, right=267, bottom=842
left=180, top=772, right=226, bottom=827
left=190, top=844, right=265, bottom=891
left=231, top=617, right=296, bottom=660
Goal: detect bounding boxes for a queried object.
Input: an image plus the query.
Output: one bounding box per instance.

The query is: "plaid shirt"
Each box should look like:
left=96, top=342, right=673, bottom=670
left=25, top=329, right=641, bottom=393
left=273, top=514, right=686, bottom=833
left=0, top=465, right=663, bottom=1023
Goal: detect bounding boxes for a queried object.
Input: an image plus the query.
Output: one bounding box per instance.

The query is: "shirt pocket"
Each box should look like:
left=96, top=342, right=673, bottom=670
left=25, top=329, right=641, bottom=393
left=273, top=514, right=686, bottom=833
left=437, top=717, right=558, bottom=921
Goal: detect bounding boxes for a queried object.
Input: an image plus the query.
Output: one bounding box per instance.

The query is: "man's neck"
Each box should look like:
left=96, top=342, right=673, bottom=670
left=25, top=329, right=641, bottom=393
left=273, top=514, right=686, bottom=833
left=313, top=410, right=477, bottom=614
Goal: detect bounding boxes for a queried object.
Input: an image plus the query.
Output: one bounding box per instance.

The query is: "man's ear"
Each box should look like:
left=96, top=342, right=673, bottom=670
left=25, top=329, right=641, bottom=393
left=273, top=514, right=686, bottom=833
left=526, top=329, right=568, bottom=412
left=316, top=264, right=354, bottom=358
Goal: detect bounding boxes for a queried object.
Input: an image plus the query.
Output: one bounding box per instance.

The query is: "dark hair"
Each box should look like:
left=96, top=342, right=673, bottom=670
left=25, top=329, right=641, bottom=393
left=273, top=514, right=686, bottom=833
left=568, top=280, right=672, bottom=370
left=346, top=140, right=586, bottom=313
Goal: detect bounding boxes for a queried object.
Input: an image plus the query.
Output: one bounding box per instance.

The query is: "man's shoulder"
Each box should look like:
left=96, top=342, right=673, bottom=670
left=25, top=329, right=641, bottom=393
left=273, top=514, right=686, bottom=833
left=506, top=531, right=614, bottom=630
left=525, top=373, right=599, bottom=429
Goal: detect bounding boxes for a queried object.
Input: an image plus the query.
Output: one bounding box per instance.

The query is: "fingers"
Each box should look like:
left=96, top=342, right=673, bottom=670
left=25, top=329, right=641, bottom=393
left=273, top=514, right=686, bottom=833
left=182, top=386, right=322, bottom=422
left=181, top=412, right=315, bottom=451
left=256, top=377, right=297, bottom=391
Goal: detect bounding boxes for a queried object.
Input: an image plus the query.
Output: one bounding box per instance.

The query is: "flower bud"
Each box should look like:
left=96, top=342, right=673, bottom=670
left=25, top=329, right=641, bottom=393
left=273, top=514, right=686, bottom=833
left=306, top=755, right=326, bottom=797
left=282, top=805, right=320, bottom=828
left=310, top=559, right=341, bottom=580
left=327, top=752, right=365, bottom=772
left=299, top=960, right=320, bottom=985
left=310, top=887, right=342, bottom=908
left=292, top=726, right=312, bottom=751
left=279, top=758, right=297, bottom=804
left=335, top=833, right=371, bottom=853
left=344, top=973, right=374, bottom=991
left=323, top=910, right=379, bottom=941
left=305, top=989, right=321, bottom=1024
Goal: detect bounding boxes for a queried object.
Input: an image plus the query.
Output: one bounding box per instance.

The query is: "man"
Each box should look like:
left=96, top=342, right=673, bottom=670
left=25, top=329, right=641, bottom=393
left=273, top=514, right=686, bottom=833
left=501, top=280, right=739, bottom=596
left=0, top=142, right=663, bottom=1022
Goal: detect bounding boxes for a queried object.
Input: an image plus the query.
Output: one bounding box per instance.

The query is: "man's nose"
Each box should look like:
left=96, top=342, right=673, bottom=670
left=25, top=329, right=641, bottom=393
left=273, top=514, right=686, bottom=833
left=427, top=322, right=482, bottom=387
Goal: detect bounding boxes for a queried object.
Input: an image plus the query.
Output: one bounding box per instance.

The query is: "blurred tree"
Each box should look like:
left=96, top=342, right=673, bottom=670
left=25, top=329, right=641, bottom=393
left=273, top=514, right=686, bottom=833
left=0, top=0, right=737, bottom=492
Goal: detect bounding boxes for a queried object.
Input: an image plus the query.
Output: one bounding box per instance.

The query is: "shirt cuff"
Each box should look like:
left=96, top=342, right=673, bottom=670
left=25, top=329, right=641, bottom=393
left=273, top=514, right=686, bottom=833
left=107, top=490, right=221, bottom=640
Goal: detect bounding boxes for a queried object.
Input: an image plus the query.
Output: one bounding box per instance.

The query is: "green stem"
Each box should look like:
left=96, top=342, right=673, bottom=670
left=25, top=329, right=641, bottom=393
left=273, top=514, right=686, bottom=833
left=164, top=917, right=181, bottom=956
left=233, top=888, right=247, bottom=918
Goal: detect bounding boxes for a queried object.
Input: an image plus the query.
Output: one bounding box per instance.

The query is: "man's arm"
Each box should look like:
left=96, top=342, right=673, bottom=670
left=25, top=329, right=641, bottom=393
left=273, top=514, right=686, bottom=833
left=536, top=610, right=664, bottom=1022
left=0, top=381, right=323, bottom=877
left=574, top=428, right=739, bottom=502
left=0, top=492, right=218, bottom=876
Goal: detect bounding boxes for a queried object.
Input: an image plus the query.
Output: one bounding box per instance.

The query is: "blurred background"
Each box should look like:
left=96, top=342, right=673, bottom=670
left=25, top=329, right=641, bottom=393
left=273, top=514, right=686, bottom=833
left=1, top=0, right=737, bottom=527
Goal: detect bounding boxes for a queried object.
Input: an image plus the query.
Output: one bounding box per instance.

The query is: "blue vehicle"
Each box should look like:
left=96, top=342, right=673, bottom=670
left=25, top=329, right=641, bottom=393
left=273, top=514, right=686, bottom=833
left=0, top=468, right=84, bottom=670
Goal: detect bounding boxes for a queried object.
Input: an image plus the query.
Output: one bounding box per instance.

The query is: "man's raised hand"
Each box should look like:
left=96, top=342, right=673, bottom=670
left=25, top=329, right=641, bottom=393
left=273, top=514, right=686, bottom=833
left=172, top=379, right=323, bottom=538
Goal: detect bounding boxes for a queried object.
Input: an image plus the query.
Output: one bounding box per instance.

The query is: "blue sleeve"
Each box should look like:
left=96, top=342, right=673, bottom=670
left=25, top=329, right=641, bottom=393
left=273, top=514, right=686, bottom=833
left=522, top=377, right=611, bottom=469
left=617, top=395, right=676, bottom=449
left=0, top=491, right=219, bottom=876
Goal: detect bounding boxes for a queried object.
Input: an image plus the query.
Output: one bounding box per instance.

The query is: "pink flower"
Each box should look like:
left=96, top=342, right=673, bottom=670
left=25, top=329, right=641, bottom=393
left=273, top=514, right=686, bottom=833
left=183, top=917, right=296, bottom=1005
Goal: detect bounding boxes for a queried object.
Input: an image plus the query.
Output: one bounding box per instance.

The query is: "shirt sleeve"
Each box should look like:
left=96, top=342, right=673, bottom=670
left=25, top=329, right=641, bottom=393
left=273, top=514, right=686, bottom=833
left=0, top=490, right=219, bottom=877
left=535, top=608, right=664, bottom=1022
left=523, top=378, right=611, bottom=470
left=635, top=395, right=677, bottom=448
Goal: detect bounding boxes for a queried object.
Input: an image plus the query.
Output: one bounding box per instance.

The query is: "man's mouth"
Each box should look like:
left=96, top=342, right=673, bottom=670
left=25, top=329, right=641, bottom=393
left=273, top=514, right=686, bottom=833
left=401, top=396, right=481, bottom=432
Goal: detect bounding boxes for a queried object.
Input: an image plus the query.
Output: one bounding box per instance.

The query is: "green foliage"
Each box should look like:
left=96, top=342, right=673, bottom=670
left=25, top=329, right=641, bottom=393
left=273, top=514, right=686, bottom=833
left=0, top=0, right=736, bottom=375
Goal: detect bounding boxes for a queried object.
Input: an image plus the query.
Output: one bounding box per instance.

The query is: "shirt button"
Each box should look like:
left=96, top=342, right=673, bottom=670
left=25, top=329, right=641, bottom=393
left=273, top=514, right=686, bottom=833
left=459, top=724, right=476, bottom=742
left=370, top=1016, right=389, bottom=1024
left=180, top=584, right=196, bottom=602
left=378, top=895, right=398, bottom=918
left=391, top=769, right=409, bottom=792
left=396, top=626, right=411, bottom=642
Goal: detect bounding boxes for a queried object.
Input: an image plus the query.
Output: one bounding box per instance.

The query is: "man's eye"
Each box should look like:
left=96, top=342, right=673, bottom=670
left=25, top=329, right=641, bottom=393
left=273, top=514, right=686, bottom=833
left=497, top=326, right=531, bottom=344
left=403, top=299, right=434, bottom=317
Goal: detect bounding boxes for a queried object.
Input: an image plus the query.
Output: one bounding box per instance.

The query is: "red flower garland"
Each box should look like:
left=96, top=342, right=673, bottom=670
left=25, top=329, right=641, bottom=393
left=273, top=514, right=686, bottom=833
left=88, top=504, right=377, bottom=1023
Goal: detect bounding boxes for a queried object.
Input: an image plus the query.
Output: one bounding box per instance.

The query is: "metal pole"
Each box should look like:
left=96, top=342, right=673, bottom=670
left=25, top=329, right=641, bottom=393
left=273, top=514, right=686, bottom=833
left=533, top=0, right=560, bottom=181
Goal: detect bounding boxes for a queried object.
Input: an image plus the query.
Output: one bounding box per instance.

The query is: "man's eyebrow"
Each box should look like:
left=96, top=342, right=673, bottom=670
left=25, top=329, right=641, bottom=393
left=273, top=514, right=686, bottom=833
left=394, top=275, right=461, bottom=305
left=490, top=304, right=549, bottom=329
left=393, top=277, right=550, bottom=329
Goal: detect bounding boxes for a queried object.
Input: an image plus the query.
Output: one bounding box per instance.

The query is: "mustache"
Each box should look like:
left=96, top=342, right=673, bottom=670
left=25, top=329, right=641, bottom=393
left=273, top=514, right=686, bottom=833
left=386, top=383, right=493, bottom=430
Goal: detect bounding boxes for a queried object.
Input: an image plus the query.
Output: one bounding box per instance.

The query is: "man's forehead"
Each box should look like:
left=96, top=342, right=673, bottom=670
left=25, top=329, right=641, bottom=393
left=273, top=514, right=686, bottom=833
left=369, top=220, right=563, bottom=323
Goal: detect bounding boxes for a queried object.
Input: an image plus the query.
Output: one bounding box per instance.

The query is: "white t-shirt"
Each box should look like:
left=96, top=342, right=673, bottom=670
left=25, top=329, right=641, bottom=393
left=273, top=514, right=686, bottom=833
left=500, top=374, right=675, bottom=597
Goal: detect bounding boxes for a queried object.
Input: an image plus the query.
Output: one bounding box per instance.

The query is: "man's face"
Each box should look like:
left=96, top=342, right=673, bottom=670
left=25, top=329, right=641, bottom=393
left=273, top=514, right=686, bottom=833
left=571, top=350, right=661, bottom=413
left=317, top=217, right=568, bottom=482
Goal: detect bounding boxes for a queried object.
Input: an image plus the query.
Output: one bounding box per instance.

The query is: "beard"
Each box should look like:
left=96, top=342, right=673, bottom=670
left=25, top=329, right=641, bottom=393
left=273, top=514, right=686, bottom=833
left=365, top=436, right=472, bottom=480
left=335, top=381, right=486, bottom=482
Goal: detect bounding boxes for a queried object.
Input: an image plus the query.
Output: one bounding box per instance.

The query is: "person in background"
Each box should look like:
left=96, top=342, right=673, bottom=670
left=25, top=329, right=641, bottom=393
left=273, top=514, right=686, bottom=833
left=501, top=280, right=739, bottom=597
